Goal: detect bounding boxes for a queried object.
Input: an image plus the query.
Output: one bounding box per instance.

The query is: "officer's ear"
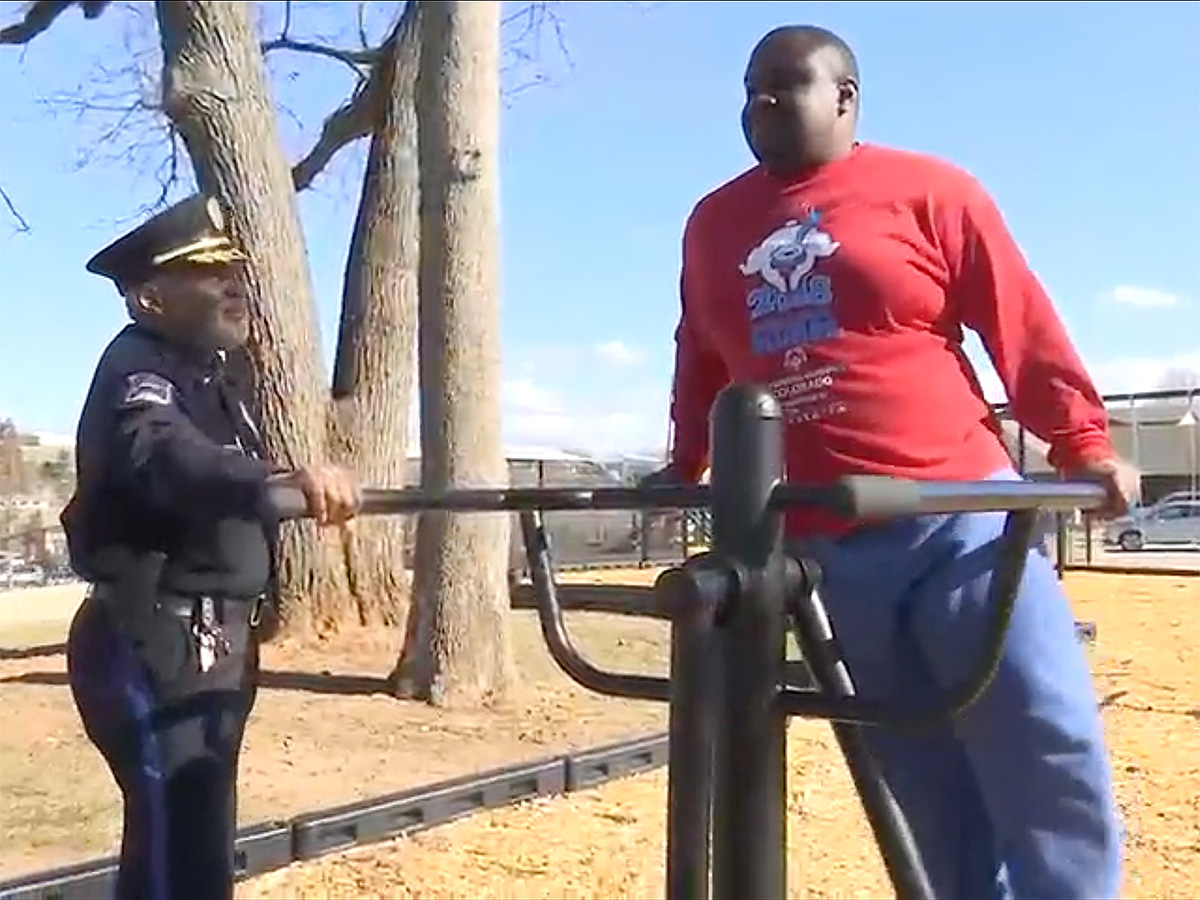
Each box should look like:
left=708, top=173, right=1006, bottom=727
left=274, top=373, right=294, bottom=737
left=125, top=281, right=165, bottom=319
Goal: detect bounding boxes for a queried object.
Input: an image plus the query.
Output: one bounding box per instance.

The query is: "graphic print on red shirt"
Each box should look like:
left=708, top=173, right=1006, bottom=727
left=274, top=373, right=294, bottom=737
left=668, top=143, right=1112, bottom=536
left=738, top=208, right=847, bottom=426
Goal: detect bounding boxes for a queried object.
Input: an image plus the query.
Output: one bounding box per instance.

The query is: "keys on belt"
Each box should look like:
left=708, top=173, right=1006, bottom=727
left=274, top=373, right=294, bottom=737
left=192, top=596, right=232, bottom=673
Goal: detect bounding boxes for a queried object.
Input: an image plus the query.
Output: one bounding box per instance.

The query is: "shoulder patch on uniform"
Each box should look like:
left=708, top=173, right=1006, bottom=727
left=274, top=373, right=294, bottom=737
left=121, top=372, right=176, bottom=409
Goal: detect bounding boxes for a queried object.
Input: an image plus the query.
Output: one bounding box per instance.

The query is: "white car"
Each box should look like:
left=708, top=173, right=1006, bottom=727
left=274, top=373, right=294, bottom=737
left=1149, top=490, right=1200, bottom=509
left=1104, top=500, right=1200, bottom=551
left=1, top=562, right=44, bottom=588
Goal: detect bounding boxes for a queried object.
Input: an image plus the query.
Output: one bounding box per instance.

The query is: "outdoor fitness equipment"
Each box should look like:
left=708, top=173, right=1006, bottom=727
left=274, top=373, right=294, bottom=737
left=270, top=382, right=1107, bottom=900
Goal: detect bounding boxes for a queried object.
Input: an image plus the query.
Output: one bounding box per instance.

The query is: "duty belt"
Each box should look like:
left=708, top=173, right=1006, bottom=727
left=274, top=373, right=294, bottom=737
left=90, top=584, right=266, bottom=629
left=91, top=584, right=265, bottom=676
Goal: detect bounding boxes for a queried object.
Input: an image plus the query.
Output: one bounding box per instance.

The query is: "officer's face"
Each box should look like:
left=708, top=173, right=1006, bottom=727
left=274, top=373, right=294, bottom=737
left=137, top=262, right=251, bottom=352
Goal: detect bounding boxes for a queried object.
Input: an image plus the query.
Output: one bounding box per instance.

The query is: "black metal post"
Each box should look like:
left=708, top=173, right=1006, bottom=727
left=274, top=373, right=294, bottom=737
left=1055, top=511, right=1067, bottom=579
left=660, top=557, right=729, bottom=900
left=708, top=384, right=788, bottom=900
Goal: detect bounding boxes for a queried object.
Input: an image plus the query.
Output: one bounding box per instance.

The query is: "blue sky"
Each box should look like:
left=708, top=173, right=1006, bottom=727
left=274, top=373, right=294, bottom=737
left=1, top=0, right=1198, bottom=456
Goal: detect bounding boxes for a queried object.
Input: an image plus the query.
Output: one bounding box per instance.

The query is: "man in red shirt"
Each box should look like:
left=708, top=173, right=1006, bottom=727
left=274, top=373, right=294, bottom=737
left=651, top=24, right=1136, bottom=900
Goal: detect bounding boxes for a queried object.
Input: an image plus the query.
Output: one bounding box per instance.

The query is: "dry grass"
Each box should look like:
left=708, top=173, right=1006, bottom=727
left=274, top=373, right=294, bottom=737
left=1, top=570, right=1196, bottom=899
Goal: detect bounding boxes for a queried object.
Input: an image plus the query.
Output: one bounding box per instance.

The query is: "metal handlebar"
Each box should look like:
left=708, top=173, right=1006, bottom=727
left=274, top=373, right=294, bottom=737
left=265, top=474, right=1106, bottom=523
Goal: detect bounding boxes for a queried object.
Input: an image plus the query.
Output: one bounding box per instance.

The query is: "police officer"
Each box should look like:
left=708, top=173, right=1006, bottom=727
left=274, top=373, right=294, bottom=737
left=61, top=194, right=361, bottom=900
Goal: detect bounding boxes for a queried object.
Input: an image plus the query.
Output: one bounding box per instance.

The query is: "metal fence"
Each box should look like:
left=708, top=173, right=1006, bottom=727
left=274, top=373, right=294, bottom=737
left=557, top=385, right=1199, bottom=578
left=7, top=387, right=1197, bottom=580
left=392, top=455, right=698, bottom=575
left=501, top=458, right=697, bottom=574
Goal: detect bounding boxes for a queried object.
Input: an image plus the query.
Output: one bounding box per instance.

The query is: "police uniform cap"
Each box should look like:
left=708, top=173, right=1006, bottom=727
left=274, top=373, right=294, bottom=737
left=85, top=194, right=247, bottom=287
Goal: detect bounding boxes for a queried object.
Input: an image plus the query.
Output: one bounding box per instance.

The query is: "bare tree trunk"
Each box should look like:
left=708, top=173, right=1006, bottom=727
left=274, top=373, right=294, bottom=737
left=155, top=0, right=350, bottom=638
left=328, top=2, right=421, bottom=629
left=392, top=0, right=513, bottom=707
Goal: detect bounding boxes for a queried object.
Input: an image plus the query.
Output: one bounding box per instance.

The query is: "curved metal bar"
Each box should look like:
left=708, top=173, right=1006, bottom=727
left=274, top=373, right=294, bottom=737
left=518, top=510, right=671, bottom=703
left=778, top=508, right=1039, bottom=729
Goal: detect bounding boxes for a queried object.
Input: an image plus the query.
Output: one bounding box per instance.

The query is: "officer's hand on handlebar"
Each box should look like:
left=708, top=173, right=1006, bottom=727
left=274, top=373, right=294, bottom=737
left=280, top=463, right=362, bottom=526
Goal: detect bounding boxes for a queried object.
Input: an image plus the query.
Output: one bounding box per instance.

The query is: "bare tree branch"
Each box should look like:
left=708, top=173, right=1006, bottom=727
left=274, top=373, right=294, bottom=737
left=0, top=185, right=31, bottom=233
left=257, top=0, right=391, bottom=190
left=259, top=0, right=382, bottom=80
left=36, top=8, right=190, bottom=215
left=0, top=0, right=114, bottom=45
left=3, top=0, right=582, bottom=201
left=261, top=36, right=380, bottom=74
left=500, top=0, right=573, bottom=96
left=355, top=1, right=371, bottom=49
left=2, top=1, right=187, bottom=215
left=290, top=76, right=381, bottom=191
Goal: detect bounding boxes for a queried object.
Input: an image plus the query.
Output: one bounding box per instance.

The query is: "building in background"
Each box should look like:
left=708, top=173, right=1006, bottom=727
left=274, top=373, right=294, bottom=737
left=998, top=394, right=1199, bottom=504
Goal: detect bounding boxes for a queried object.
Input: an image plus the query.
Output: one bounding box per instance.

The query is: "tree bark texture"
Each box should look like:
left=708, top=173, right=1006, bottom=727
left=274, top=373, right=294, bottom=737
left=328, top=2, right=422, bottom=630
left=155, top=0, right=349, bottom=637
left=393, top=0, right=514, bottom=707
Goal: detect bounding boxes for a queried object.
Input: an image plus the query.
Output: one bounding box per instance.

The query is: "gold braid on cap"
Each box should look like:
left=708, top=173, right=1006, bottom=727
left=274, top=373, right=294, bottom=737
left=150, top=237, right=247, bottom=267
left=149, top=197, right=247, bottom=267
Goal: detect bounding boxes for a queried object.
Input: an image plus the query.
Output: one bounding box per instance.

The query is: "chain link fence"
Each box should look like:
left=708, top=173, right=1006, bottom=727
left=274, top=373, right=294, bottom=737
left=502, top=456, right=698, bottom=576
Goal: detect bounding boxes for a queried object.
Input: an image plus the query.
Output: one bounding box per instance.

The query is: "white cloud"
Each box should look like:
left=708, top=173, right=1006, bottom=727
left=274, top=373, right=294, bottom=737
left=1088, top=351, right=1200, bottom=394
left=425, top=334, right=1200, bottom=460
left=594, top=340, right=645, bottom=367
left=1102, top=285, right=1184, bottom=308
left=499, top=375, right=665, bottom=456
left=503, top=377, right=562, bottom=416
left=964, top=344, right=1200, bottom=405
left=405, top=358, right=668, bottom=459
left=502, top=345, right=1200, bottom=457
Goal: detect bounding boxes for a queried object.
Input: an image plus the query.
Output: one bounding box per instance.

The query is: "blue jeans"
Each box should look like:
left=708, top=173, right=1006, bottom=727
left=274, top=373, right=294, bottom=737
left=790, top=472, right=1122, bottom=899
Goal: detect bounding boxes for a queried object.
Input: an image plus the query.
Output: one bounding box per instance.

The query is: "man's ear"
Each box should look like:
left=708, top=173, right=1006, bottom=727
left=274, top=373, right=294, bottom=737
left=127, top=281, right=165, bottom=317
left=837, top=77, right=859, bottom=117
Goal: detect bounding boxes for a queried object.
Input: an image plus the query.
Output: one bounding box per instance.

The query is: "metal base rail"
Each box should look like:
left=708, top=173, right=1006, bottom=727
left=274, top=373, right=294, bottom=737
left=0, top=732, right=673, bottom=900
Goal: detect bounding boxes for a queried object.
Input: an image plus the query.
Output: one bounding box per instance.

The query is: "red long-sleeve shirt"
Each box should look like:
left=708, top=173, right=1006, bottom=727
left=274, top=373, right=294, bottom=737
left=669, top=143, right=1113, bottom=537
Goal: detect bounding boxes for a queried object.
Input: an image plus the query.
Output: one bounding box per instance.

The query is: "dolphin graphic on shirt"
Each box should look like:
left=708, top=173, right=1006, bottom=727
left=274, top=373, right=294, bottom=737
left=740, top=215, right=839, bottom=293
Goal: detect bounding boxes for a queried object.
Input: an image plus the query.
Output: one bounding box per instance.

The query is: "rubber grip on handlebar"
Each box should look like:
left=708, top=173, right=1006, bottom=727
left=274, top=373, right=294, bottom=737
left=832, top=475, right=922, bottom=520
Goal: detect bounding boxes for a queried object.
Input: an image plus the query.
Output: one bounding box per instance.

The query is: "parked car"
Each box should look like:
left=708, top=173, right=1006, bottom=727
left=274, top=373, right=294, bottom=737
left=1103, top=500, right=1200, bottom=551
left=1148, top=490, right=1200, bottom=509
left=1, top=561, right=44, bottom=588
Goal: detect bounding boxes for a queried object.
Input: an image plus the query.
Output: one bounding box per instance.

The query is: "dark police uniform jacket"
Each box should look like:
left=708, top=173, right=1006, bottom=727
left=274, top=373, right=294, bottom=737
left=62, top=324, right=280, bottom=655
